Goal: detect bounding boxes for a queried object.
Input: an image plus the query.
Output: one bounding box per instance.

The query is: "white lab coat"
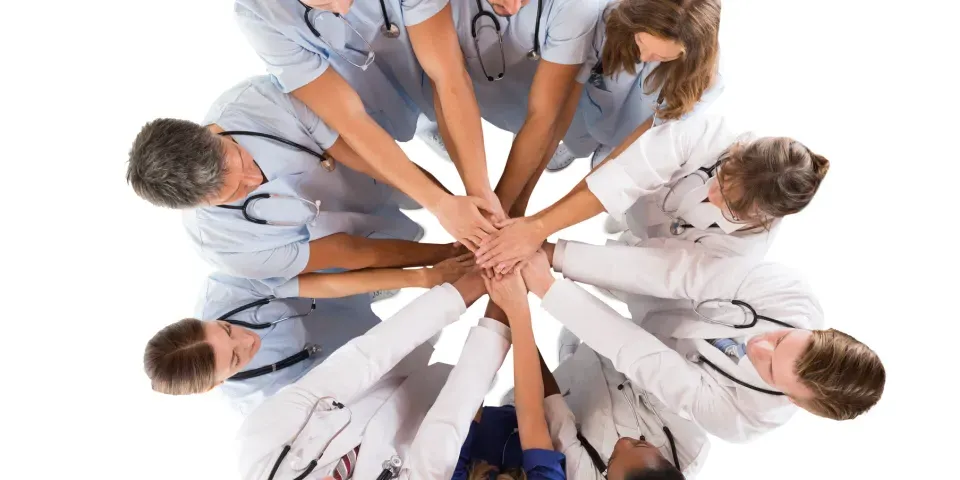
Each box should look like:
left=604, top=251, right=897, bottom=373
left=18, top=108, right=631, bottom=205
left=585, top=114, right=780, bottom=259
left=235, top=284, right=511, bottom=480
left=549, top=240, right=824, bottom=443
left=542, top=344, right=709, bottom=479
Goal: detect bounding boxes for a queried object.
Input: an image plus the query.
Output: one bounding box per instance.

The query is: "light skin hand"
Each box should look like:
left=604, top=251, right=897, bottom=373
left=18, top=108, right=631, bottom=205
left=423, top=252, right=476, bottom=287
left=474, top=217, right=547, bottom=272
left=434, top=195, right=500, bottom=252
left=519, top=249, right=556, bottom=298
left=482, top=270, right=529, bottom=319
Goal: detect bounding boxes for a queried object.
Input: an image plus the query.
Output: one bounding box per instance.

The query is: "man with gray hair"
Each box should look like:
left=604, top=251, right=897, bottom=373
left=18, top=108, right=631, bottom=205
left=127, top=75, right=464, bottom=292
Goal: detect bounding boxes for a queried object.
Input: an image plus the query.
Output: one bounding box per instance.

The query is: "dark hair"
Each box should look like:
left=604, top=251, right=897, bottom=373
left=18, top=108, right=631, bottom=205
left=794, top=329, right=886, bottom=421
left=623, top=461, right=685, bottom=480
left=602, top=0, right=721, bottom=121
left=718, top=136, right=831, bottom=228
left=127, top=118, right=225, bottom=208
left=143, top=318, right=218, bottom=395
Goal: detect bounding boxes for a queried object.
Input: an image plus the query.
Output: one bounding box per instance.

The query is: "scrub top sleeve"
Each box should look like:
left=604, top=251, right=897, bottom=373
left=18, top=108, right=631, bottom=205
left=540, top=0, right=601, bottom=65
left=401, top=0, right=450, bottom=26
left=219, top=243, right=310, bottom=282
left=235, top=6, right=331, bottom=93
left=273, top=277, right=300, bottom=298
left=523, top=449, right=567, bottom=480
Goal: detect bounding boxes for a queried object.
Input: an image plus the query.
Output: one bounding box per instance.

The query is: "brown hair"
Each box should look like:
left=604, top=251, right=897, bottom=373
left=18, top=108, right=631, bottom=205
left=794, top=329, right=886, bottom=421
left=468, top=461, right=526, bottom=480
left=601, top=0, right=720, bottom=121
left=143, top=318, right=218, bottom=395
left=718, top=137, right=831, bottom=229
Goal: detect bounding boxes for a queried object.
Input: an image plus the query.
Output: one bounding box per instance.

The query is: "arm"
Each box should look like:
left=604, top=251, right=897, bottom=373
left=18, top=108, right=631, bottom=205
left=293, top=70, right=497, bottom=249
left=326, top=138, right=452, bottom=194
left=495, top=61, right=581, bottom=211
left=408, top=4, right=492, bottom=202
left=301, top=234, right=462, bottom=273
left=403, top=318, right=512, bottom=479
left=281, top=253, right=474, bottom=298
left=543, top=395, right=604, bottom=479
left=236, top=276, right=485, bottom=475
left=538, top=278, right=758, bottom=442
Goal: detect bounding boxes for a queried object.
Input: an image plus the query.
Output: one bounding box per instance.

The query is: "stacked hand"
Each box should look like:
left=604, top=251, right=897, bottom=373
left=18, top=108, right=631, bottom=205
left=475, top=216, right=546, bottom=275
left=432, top=194, right=502, bottom=252
left=482, top=269, right=529, bottom=318
left=424, top=252, right=476, bottom=287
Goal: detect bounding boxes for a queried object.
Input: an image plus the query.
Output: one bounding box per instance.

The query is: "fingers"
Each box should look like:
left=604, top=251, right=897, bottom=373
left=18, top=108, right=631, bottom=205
left=494, top=217, right=520, bottom=229
left=460, top=235, right=481, bottom=252
left=472, top=211, right=499, bottom=236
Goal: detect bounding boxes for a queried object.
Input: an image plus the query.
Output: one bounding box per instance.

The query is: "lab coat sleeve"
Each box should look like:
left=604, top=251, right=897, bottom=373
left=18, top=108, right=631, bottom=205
left=554, top=239, right=756, bottom=302
left=236, top=284, right=467, bottom=466
left=235, top=5, right=332, bottom=93
left=543, top=394, right=603, bottom=480
left=541, top=279, right=752, bottom=443
left=401, top=0, right=449, bottom=26
left=401, top=318, right=512, bottom=479
left=584, top=116, right=711, bottom=223
left=541, top=0, right=601, bottom=65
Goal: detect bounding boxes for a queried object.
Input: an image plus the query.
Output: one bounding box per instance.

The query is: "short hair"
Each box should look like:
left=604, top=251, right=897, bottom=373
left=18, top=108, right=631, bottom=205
left=127, top=118, right=225, bottom=208
left=143, top=318, right=218, bottom=395
left=795, top=329, right=886, bottom=420
left=719, top=136, right=831, bottom=228
left=623, top=461, right=685, bottom=480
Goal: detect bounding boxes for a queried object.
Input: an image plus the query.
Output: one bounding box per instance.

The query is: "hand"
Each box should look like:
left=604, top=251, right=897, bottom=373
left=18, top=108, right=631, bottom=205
left=303, top=0, right=354, bottom=14
left=475, top=217, right=546, bottom=272
left=482, top=270, right=529, bottom=315
left=432, top=195, right=499, bottom=251
left=424, top=253, right=475, bottom=287
left=476, top=189, right=508, bottom=224
left=519, top=250, right=555, bottom=298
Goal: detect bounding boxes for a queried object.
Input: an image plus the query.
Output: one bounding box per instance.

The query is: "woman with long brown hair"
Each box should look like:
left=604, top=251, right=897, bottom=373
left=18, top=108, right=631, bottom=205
left=546, top=0, right=724, bottom=172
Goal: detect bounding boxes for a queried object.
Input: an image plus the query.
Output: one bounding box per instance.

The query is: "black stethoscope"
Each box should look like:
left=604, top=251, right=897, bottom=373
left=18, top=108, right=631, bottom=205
left=219, top=297, right=320, bottom=382
left=300, top=0, right=397, bottom=70
left=471, top=0, right=544, bottom=81
left=661, top=160, right=720, bottom=235
left=215, top=130, right=333, bottom=226
left=693, top=298, right=796, bottom=396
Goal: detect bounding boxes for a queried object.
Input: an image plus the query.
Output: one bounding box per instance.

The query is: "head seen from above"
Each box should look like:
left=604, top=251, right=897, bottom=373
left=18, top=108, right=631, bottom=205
left=746, top=328, right=885, bottom=420
left=603, top=0, right=721, bottom=121
left=486, top=0, right=532, bottom=17
left=143, top=318, right=262, bottom=395
left=127, top=119, right=263, bottom=209
left=607, top=436, right=684, bottom=480
left=707, top=136, right=831, bottom=229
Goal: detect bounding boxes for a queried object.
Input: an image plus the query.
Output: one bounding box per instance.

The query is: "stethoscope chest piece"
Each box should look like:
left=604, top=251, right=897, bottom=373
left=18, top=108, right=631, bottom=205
left=526, top=49, right=540, bottom=61
left=381, top=22, right=400, bottom=38
left=670, top=219, right=688, bottom=235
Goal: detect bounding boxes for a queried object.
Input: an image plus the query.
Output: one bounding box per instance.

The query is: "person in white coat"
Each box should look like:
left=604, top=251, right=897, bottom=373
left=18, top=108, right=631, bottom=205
left=521, top=244, right=885, bottom=443
left=142, top=254, right=471, bottom=416
left=236, top=272, right=513, bottom=480
left=127, top=76, right=466, bottom=291
left=476, top=114, right=831, bottom=272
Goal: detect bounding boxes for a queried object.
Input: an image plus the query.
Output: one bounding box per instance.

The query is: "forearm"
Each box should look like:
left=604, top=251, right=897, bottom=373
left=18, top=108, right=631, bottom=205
left=297, top=268, right=431, bottom=298
left=495, top=116, right=558, bottom=211
left=306, top=235, right=455, bottom=272
left=509, top=308, right=552, bottom=450
left=432, top=78, right=491, bottom=196
left=539, top=351, right=561, bottom=398
left=528, top=181, right=605, bottom=239
left=327, top=138, right=450, bottom=194
left=365, top=240, right=456, bottom=269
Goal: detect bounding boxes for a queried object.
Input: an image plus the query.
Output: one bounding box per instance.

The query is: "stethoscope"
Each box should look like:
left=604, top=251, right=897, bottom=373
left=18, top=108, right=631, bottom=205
left=215, top=130, right=332, bottom=226
left=219, top=297, right=321, bottom=382
left=692, top=298, right=796, bottom=396
left=589, top=59, right=665, bottom=125
left=574, top=380, right=680, bottom=477
left=471, top=0, right=544, bottom=81
left=300, top=0, right=398, bottom=70
left=265, top=396, right=406, bottom=480
left=660, top=160, right=721, bottom=235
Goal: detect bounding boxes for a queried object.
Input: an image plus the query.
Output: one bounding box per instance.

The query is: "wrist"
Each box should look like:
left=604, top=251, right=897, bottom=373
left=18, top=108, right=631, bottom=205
left=531, top=275, right=555, bottom=299
left=423, top=190, right=451, bottom=213
left=529, top=213, right=550, bottom=241
left=416, top=268, right=437, bottom=288
left=542, top=242, right=556, bottom=268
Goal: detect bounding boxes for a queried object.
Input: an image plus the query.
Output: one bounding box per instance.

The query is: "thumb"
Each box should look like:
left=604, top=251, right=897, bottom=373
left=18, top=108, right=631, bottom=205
left=469, top=195, right=501, bottom=215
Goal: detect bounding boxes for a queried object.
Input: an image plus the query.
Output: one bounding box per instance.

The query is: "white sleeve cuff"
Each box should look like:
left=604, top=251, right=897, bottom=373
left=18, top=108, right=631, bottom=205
left=477, top=317, right=511, bottom=342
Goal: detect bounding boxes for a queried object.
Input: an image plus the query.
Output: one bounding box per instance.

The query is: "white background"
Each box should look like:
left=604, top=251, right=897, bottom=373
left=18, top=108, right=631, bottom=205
left=2, top=0, right=958, bottom=478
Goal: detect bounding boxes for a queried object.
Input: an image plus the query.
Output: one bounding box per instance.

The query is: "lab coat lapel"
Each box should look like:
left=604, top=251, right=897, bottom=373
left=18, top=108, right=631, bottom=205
left=554, top=348, right=620, bottom=461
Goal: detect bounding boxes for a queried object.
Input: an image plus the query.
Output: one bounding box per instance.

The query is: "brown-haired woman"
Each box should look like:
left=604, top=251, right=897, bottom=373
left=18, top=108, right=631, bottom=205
left=547, top=0, right=724, bottom=172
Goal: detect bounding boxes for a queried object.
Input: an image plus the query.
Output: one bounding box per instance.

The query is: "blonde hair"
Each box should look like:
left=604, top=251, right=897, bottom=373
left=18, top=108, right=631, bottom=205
left=467, top=460, right=527, bottom=480
left=795, top=329, right=886, bottom=421
left=601, top=0, right=721, bottom=121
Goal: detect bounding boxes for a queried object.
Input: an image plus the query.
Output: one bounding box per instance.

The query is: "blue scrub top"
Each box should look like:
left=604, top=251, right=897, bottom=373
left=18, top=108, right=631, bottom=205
left=452, top=405, right=566, bottom=480
left=234, top=0, right=448, bottom=141
left=199, top=273, right=382, bottom=416
left=562, top=0, right=726, bottom=157
left=419, top=0, right=601, bottom=134
left=182, top=76, right=422, bottom=289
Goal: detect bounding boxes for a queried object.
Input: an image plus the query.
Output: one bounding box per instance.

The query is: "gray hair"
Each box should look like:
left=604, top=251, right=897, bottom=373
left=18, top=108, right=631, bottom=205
left=127, top=118, right=226, bottom=208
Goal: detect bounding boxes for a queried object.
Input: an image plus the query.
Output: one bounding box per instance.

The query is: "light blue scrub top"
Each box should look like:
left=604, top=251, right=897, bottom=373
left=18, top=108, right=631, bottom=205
left=419, top=0, right=601, bottom=134
left=198, top=273, right=382, bottom=416
left=234, top=0, right=446, bottom=141
left=182, top=76, right=422, bottom=289
left=561, top=0, right=726, bottom=157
